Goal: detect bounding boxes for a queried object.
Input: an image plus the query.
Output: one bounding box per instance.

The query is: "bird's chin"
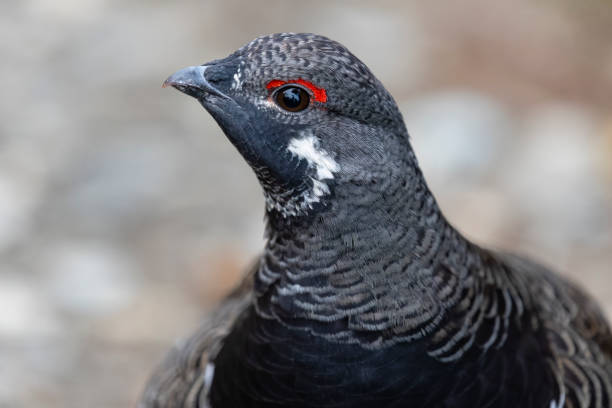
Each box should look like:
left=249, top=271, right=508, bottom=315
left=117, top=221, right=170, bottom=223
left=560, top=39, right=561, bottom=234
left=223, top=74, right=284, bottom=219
left=197, top=94, right=223, bottom=109
left=196, top=97, right=255, bottom=154
left=196, top=94, right=243, bottom=125
left=169, top=84, right=202, bottom=99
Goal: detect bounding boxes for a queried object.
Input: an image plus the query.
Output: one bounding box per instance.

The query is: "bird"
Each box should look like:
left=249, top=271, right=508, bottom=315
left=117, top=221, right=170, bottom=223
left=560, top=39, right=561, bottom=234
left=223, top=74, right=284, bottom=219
left=140, top=33, right=612, bottom=408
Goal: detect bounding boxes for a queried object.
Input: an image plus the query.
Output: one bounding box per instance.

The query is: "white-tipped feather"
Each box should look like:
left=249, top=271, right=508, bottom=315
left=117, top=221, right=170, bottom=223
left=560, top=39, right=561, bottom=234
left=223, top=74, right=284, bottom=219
left=550, top=391, right=566, bottom=408
left=203, top=363, right=215, bottom=395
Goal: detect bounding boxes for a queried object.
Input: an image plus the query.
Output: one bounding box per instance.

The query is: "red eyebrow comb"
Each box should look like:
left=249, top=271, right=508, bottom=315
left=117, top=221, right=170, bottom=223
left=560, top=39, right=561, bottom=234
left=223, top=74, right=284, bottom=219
left=266, top=79, right=327, bottom=103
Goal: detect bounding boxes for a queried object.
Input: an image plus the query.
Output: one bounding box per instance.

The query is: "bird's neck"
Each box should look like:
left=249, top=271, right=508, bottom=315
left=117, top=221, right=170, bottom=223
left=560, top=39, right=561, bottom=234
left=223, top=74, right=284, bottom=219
left=254, top=159, right=484, bottom=347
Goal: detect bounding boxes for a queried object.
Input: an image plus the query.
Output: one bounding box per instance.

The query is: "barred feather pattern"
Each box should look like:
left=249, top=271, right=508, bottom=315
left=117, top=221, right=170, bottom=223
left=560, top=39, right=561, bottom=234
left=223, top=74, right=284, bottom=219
left=253, top=147, right=512, bottom=352
left=250, top=149, right=612, bottom=406
left=252, top=240, right=612, bottom=407
left=140, top=168, right=612, bottom=408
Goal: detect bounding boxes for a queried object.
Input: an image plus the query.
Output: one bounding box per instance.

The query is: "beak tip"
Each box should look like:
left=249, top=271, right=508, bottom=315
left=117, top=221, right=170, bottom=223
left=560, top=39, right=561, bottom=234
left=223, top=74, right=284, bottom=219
left=162, top=65, right=226, bottom=99
left=162, top=67, right=195, bottom=91
left=162, top=75, right=175, bottom=89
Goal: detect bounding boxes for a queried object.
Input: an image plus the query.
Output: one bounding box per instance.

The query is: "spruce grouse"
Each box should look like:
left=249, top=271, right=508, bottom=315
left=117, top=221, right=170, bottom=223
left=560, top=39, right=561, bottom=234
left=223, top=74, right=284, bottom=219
left=140, top=33, right=612, bottom=408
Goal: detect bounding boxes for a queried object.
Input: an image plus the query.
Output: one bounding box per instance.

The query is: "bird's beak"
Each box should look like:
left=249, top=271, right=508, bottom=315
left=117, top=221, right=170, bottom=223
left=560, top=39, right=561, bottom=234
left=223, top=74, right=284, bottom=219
left=162, top=65, right=229, bottom=99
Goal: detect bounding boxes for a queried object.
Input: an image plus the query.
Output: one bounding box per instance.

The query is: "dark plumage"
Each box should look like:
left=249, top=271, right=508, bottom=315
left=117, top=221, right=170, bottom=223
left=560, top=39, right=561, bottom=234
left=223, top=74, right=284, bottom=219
left=141, top=33, right=612, bottom=408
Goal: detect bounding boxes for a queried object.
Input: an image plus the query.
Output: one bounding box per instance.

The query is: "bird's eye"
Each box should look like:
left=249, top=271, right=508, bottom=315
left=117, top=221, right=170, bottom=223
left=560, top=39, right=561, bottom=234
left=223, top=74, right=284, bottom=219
left=274, top=86, right=310, bottom=112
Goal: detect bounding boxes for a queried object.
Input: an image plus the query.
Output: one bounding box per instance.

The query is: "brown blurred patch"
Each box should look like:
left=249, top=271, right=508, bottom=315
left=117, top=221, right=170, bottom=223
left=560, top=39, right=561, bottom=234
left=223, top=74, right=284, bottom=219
left=600, top=118, right=612, bottom=184
left=188, top=246, right=250, bottom=307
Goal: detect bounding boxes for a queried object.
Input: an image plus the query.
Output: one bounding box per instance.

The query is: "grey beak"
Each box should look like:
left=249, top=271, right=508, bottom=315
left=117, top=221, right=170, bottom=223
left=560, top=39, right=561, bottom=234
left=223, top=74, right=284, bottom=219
left=163, top=65, right=229, bottom=99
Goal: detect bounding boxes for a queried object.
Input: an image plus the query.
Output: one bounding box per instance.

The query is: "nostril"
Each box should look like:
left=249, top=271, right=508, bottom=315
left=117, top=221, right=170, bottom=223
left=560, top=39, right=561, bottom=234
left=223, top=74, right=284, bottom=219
left=203, top=64, right=234, bottom=88
left=206, top=74, right=222, bottom=85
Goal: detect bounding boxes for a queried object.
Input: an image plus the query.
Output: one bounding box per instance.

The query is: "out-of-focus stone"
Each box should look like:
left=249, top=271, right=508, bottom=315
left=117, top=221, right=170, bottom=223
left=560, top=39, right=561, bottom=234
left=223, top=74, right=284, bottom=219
left=41, top=242, right=139, bottom=317
left=0, top=173, right=38, bottom=251
left=188, top=244, right=251, bottom=306
left=0, top=275, right=62, bottom=338
left=51, top=136, right=185, bottom=229
left=403, top=90, right=514, bottom=190
left=601, top=117, right=612, bottom=185
left=502, top=103, right=610, bottom=250
left=94, top=284, right=204, bottom=344
left=310, top=4, right=426, bottom=93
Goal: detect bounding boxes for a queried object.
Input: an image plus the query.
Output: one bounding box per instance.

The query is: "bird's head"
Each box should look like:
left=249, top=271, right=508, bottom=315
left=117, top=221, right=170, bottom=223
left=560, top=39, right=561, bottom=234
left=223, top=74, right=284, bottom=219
left=164, top=33, right=412, bottom=219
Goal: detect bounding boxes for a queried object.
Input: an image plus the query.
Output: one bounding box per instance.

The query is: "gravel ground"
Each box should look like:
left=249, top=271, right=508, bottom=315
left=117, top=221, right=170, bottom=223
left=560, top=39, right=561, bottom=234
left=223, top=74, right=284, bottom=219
left=1, top=1, right=611, bottom=407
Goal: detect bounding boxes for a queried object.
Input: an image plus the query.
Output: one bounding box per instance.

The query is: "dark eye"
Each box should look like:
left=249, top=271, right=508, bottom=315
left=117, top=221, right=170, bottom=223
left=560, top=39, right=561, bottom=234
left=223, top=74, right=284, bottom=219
left=274, top=86, right=310, bottom=112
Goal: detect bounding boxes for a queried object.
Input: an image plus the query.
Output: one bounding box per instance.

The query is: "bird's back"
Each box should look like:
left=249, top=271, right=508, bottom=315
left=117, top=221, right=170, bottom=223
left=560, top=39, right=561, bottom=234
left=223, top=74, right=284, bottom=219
left=499, top=254, right=612, bottom=408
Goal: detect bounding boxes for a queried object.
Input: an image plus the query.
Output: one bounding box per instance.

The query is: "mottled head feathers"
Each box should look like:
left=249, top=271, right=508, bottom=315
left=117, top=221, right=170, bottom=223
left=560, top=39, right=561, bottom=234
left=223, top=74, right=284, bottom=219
left=165, top=33, right=411, bottom=219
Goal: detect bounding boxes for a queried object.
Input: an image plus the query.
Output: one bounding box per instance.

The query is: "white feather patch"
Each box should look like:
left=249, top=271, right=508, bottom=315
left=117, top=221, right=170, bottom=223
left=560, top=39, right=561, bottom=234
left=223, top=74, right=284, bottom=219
left=287, top=134, right=340, bottom=180
left=263, top=133, right=340, bottom=217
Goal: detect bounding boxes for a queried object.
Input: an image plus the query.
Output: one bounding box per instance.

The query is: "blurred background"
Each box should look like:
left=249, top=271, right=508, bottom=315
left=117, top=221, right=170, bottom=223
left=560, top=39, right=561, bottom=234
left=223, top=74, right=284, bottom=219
left=1, top=0, right=611, bottom=406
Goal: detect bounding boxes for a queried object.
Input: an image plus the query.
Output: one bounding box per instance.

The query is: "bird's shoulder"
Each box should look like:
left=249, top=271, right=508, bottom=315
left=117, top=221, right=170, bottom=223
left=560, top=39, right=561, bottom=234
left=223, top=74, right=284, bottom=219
left=498, top=252, right=612, bottom=356
left=497, top=252, right=612, bottom=407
